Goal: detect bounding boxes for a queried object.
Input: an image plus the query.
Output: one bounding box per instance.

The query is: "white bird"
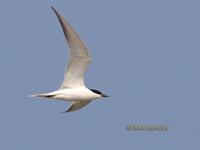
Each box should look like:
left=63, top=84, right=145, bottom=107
left=31, top=7, right=109, bottom=112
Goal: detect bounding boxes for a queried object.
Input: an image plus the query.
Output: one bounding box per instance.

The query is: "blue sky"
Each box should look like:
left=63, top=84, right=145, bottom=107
left=0, top=0, right=199, bottom=149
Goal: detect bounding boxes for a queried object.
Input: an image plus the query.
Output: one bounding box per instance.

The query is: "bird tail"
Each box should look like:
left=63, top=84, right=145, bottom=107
left=29, top=93, right=55, bottom=98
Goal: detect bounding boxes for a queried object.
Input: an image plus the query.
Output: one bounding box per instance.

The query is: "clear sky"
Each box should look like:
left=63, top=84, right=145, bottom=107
left=0, top=0, right=199, bottom=149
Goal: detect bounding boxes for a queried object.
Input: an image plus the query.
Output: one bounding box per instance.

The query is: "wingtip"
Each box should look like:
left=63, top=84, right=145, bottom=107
left=50, top=6, right=57, bottom=14
left=50, top=6, right=55, bottom=11
left=50, top=6, right=61, bottom=20
left=61, top=111, right=69, bottom=113
left=61, top=108, right=75, bottom=113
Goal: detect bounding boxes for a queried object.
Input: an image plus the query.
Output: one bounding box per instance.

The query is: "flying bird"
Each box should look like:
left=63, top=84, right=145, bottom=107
left=31, top=7, right=109, bottom=112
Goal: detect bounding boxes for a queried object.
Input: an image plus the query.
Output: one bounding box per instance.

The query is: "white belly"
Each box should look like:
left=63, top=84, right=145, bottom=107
left=51, top=87, right=101, bottom=101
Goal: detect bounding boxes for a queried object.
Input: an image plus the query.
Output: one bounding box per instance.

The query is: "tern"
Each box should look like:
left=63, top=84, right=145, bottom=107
left=31, top=7, right=109, bottom=112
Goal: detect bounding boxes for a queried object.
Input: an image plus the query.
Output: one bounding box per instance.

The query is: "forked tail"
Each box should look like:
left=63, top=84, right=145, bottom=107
left=29, top=93, right=55, bottom=98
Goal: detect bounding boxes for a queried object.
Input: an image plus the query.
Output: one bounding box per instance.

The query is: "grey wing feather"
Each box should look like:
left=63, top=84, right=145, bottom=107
left=64, top=100, right=91, bottom=112
left=51, top=7, right=91, bottom=89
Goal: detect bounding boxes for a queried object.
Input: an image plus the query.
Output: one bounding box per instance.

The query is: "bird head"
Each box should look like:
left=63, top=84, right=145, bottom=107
left=90, top=89, right=109, bottom=97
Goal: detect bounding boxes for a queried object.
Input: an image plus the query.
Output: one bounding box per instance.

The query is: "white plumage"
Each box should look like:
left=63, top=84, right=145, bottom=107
left=31, top=7, right=108, bottom=112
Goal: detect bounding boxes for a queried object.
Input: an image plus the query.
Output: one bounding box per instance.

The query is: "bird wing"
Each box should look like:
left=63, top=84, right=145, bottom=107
left=51, top=7, right=91, bottom=89
left=64, top=100, right=91, bottom=112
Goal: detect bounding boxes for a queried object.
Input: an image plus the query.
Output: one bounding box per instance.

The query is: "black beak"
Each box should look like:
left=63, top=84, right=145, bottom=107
left=101, top=94, right=109, bottom=97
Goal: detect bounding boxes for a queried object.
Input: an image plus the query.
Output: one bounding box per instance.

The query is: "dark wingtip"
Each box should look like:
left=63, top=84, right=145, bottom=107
left=51, top=6, right=57, bottom=14
left=61, top=111, right=69, bottom=113
left=50, top=6, right=62, bottom=23
left=50, top=6, right=55, bottom=11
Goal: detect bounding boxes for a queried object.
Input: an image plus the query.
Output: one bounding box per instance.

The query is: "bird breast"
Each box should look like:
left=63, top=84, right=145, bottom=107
left=53, top=88, right=100, bottom=101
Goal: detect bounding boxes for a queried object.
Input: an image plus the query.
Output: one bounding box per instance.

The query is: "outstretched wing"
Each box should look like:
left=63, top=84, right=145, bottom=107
left=64, top=101, right=91, bottom=112
left=51, top=7, right=91, bottom=89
